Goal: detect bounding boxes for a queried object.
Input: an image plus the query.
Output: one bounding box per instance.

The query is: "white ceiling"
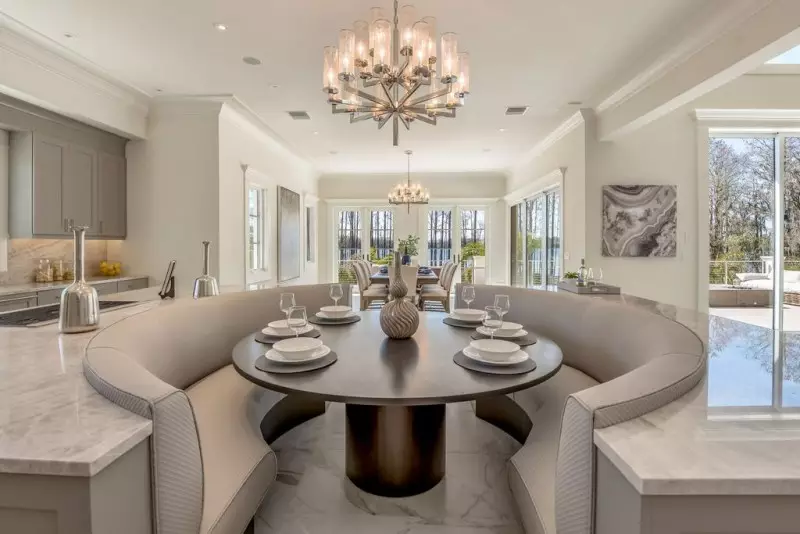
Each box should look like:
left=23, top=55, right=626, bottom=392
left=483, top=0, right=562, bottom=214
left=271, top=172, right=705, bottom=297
left=0, top=0, right=725, bottom=174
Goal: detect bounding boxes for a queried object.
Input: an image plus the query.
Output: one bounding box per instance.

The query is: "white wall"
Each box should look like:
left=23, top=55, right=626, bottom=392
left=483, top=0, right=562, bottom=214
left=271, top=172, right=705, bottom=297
left=0, top=130, right=8, bottom=271
left=507, top=74, right=800, bottom=310
left=318, top=172, right=507, bottom=284
left=122, top=102, right=220, bottom=296
left=218, top=104, right=319, bottom=289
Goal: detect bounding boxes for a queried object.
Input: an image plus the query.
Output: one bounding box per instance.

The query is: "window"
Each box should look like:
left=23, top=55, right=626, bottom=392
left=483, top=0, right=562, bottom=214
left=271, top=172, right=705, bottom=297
left=460, top=210, right=485, bottom=246
left=509, top=187, right=562, bottom=289
left=370, top=210, right=394, bottom=260
left=306, top=206, right=316, bottom=262
left=247, top=186, right=266, bottom=271
left=428, top=210, right=453, bottom=266
left=337, top=210, right=362, bottom=283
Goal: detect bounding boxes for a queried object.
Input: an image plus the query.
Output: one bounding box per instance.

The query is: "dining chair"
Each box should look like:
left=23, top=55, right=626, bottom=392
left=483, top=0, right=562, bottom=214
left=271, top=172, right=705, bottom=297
left=354, top=260, right=388, bottom=310
left=420, top=261, right=457, bottom=312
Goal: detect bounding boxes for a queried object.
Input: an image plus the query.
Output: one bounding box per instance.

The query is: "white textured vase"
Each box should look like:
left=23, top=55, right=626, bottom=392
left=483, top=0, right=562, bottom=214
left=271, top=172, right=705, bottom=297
left=380, top=253, right=420, bottom=339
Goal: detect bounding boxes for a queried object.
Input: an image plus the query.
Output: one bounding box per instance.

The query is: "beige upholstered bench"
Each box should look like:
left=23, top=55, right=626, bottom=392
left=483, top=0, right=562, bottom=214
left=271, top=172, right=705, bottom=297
left=454, top=285, right=705, bottom=534
left=83, top=285, right=346, bottom=534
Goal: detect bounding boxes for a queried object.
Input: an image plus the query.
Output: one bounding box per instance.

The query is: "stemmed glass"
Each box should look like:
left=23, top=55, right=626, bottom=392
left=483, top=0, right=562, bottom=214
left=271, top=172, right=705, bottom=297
left=279, top=293, right=295, bottom=322
left=594, top=267, right=604, bottom=286
left=494, top=295, right=510, bottom=324
left=287, top=306, right=307, bottom=338
left=587, top=268, right=596, bottom=286
left=462, top=285, right=476, bottom=309
left=483, top=306, right=503, bottom=341
left=330, top=284, right=344, bottom=307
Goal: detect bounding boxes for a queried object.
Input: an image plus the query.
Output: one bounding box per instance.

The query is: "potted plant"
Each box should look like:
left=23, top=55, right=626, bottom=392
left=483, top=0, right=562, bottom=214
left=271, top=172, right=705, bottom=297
left=397, top=235, right=420, bottom=266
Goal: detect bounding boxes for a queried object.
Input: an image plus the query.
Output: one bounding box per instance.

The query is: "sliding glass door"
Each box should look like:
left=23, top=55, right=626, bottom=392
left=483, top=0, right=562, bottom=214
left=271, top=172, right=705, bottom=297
left=427, top=205, right=489, bottom=285
left=510, top=187, right=561, bottom=289
left=335, top=209, right=363, bottom=284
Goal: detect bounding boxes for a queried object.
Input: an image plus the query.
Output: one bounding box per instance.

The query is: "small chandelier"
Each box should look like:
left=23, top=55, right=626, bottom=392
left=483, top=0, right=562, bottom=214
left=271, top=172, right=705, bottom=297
left=389, top=150, right=429, bottom=212
left=322, top=0, right=470, bottom=146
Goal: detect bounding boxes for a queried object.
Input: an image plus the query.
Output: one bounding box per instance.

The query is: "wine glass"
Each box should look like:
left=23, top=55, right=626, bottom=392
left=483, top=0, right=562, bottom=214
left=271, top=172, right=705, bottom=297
left=595, top=267, right=604, bottom=286
left=287, top=306, right=307, bottom=338
left=462, top=285, right=476, bottom=309
left=587, top=268, right=596, bottom=286
left=494, top=294, right=510, bottom=323
left=483, top=306, right=503, bottom=340
left=279, top=293, right=295, bottom=322
left=330, top=284, right=344, bottom=307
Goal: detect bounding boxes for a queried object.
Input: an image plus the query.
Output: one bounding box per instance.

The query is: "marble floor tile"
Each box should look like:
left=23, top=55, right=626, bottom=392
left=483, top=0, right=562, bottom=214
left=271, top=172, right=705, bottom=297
left=258, top=401, right=522, bottom=534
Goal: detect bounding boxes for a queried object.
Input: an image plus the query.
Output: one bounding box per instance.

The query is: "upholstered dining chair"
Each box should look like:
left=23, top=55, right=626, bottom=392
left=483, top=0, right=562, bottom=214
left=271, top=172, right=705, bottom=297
left=354, top=260, right=388, bottom=310
left=420, top=261, right=457, bottom=312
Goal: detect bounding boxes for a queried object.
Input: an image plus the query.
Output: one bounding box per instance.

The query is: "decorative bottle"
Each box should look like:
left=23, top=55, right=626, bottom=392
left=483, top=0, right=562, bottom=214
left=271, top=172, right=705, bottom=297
left=59, top=226, right=100, bottom=333
left=379, top=251, right=420, bottom=339
left=577, top=258, right=589, bottom=287
left=192, top=241, right=220, bottom=299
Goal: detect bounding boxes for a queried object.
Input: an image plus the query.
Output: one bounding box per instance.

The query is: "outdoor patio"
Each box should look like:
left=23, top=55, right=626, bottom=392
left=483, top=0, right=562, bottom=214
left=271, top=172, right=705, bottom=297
left=710, top=305, right=800, bottom=331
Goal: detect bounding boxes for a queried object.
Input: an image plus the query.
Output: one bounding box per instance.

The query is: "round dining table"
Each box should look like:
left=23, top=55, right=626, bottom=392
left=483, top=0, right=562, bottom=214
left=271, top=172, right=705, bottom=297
left=232, top=311, right=563, bottom=497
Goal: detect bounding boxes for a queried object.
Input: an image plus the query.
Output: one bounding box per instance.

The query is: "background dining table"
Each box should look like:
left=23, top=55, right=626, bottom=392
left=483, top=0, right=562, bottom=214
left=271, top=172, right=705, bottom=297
left=370, top=271, right=439, bottom=286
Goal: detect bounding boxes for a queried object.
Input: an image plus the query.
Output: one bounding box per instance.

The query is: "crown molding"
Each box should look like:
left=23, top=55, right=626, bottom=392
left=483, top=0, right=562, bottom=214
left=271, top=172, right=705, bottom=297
left=595, top=0, right=771, bottom=114
left=504, top=168, right=564, bottom=204
left=510, top=111, right=587, bottom=173
left=695, top=108, right=800, bottom=122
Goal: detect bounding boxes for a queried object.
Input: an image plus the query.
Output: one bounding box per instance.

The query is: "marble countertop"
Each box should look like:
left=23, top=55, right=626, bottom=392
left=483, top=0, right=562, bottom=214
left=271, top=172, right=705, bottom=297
left=586, top=292, right=800, bottom=496
left=0, top=275, right=150, bottom=298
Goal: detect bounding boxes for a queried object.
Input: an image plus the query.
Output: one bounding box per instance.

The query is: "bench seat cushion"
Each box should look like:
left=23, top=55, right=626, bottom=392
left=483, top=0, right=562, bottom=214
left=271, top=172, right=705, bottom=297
left=508, top=365, right=599, bottom=534
left=186, top=365, right=277, bottom=534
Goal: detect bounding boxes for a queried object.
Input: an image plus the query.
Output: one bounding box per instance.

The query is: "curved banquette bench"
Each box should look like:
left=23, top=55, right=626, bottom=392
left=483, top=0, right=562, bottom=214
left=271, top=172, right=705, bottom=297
left=83, top=285, right=346, bottom=534
left=454, top=285, right=706, bottom=534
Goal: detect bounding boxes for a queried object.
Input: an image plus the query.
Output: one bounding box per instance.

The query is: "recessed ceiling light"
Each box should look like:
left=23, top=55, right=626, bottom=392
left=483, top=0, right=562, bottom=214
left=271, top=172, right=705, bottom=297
left=242, top=56, right=262, bottom=66
left=329, top=151, right=339, bottom=155
left=155, top=88, right=163, bottom=93
left=313, top=131, right=319, bottom=135
left=482, top=148, right=492, bottom=152
left=568, top=101, right=582, bottom=106
left=499, top=128, right=507, bottom=133
left=270, top=84, right=280, bottom=89
left=213, top=23, right=228, bottom=31
left=63, top=32, right=75, bottom=39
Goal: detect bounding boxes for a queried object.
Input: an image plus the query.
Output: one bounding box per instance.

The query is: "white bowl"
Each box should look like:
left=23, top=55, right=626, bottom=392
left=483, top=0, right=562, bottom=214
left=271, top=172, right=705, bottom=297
left=319, top=305, right=352, bottom=318
left=267, top=319, right=309, bottom=336
left=469, top=339, right=521, bottom=362
left=273, top=337, right=324, bottom=361
left=497, top=321, right=524, bottom=334
left=451, top=308, right=485, bottom=322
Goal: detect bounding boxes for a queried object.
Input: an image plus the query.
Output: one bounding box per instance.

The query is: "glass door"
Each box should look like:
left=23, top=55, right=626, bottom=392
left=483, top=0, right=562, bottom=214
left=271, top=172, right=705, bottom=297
left=509, top=187, right=562, bottom=289
left=510, top=203, right=525, bottom=287
left=546, top=190, right=562, bottom=286
left=427, top=208, right=453, bottom=267
left=335, top=209, right=363, bottom=284
left=526, top=196, right=546, bottom=289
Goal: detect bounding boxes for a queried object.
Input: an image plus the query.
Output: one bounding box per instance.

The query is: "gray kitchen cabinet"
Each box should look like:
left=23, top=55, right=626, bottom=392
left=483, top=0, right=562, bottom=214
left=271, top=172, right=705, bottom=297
left=117, top=278, right=148, bottom=293
left=92, top=281, right=119, bottom=296
left=9, top=131, right=126, bottom=239
left=96, top=152, right=127, bottom=238
left=36, top=288, right=63, bottom=306
left=0, top=293, right=38, bottom=313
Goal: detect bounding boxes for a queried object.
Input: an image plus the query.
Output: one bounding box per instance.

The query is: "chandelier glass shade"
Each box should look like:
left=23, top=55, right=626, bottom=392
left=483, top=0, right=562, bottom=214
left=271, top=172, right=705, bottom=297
left=389, top=150, right=429, bottom=212
left=322, top=1, right=470, bottom=146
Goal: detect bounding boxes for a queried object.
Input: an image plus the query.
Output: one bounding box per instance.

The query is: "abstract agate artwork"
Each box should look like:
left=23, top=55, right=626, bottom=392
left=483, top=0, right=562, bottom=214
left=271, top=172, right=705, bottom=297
left=602, top=185, right=677, bottom=257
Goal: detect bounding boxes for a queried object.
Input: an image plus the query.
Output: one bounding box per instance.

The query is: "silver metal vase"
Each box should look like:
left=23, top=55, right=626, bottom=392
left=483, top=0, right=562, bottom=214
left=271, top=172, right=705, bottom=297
left=193, top=241, right=219, bottom=299
left=379, top=252, right=419, bottom=339
left=59, top=226, right=100, bottom=334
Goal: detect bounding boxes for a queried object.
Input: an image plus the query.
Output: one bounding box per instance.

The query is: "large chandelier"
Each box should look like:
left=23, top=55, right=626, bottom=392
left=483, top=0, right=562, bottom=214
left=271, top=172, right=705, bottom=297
left=389, top=150, right=429, bottom=212
left=322, top=1, right=470, bottom=146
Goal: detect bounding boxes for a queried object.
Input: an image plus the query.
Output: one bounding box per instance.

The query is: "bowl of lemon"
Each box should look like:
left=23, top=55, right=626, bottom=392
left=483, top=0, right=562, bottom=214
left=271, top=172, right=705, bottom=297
left=98, top=260, right=122, bottom=277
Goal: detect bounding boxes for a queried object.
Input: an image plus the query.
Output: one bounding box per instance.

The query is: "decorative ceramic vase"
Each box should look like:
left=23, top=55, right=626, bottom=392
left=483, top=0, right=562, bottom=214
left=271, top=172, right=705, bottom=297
left=380, top=252, right=420, bottom=339
left=402, top=254, right=411, bottom=266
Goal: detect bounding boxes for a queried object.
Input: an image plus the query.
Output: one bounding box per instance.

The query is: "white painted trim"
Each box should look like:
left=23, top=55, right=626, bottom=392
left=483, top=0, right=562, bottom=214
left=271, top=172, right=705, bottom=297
left=695, top=108, right=800, bottom=122
left=696, top=125, right=710, bottom=313
left=595, top=0, right=770, bottom=114
left=512, top=112, right=585, bottom=172
left=750, top=63, right=800, bottom=75
left=504, top=168, right=565, bottom=204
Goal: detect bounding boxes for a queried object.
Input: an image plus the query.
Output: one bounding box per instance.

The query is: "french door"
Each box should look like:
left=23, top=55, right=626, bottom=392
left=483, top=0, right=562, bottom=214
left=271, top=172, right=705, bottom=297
left=510, top=188, right=561, bottom=289
left=333, top=207, right=395, bottom=286
left=425, top=205, right=489, bottom=285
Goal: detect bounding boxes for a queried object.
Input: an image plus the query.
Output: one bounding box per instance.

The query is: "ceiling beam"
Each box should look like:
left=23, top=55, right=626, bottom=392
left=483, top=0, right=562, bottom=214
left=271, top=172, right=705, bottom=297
left=597, top=0, right=800, bottom=142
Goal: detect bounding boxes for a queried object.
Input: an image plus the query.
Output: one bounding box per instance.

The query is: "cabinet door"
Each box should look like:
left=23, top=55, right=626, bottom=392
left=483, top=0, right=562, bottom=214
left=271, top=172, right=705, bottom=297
left=64, top=144, right=96, bottom=231
left=0, top=293, right=38, bottom=312
left=97, top=152, right=126, bottom=237
left=32, top=136, right=68, bottom=235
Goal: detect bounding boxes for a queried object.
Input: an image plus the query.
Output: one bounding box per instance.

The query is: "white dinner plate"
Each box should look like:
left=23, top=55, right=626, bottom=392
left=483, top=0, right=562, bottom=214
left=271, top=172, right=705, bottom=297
left=449, top=310, right=484, bottom=323
left=462, top=345, right=529, bottom=366
left=476, top=326, right=528, bottom=339
left=262, top=324, right=314, bottom=337
left=266, top=345, right=331, bottom=364
left=316, top=310, right=358, bottom=320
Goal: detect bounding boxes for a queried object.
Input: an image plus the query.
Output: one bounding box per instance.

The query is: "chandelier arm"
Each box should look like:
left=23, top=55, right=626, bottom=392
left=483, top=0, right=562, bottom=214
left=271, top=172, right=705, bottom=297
left=332, top=105, right=384, bottom=114
left=393, top=116, right=399, bottom=147
left=343, top=84, right=388, bottom=106
left=406, top=112, right=437, bottom=126
left=406, top=86, right=452, bottom=107
left=350, top=112, right=386, bottom=124
left=363, top=78, right=381, bottom=87
left=378, top=82, right=395, bottom=107
left=377, top=113, right=393, bottom=129
left=398, top=114, right=412, bottom=130
left=396, top=81, right=422, bottom=109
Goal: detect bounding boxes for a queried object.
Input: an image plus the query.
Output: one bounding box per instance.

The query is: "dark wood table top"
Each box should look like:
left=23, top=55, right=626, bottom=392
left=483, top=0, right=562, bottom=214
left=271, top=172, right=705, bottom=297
left=370, top=272, right=439, bottom=284
left=232, top=311, right=563, bottom=405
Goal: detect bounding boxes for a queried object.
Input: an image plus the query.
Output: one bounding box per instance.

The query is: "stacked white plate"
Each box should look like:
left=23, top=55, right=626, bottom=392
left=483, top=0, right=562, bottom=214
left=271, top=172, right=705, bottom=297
left=265, top=337, right=330, bottom=364
left=463, top=339, right=529, bottom=366
left=449, top=308, right=485, bottom=323
left=476, top=322, right=527, bottom=339
left=262, top=320, right=314, bottom=338
left=317, top=305, right=357, bottom=320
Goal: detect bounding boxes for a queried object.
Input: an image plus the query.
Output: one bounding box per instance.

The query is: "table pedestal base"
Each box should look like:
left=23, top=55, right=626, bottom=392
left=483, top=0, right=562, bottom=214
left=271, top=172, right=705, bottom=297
left=345, top=404, right=445, bottom=497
